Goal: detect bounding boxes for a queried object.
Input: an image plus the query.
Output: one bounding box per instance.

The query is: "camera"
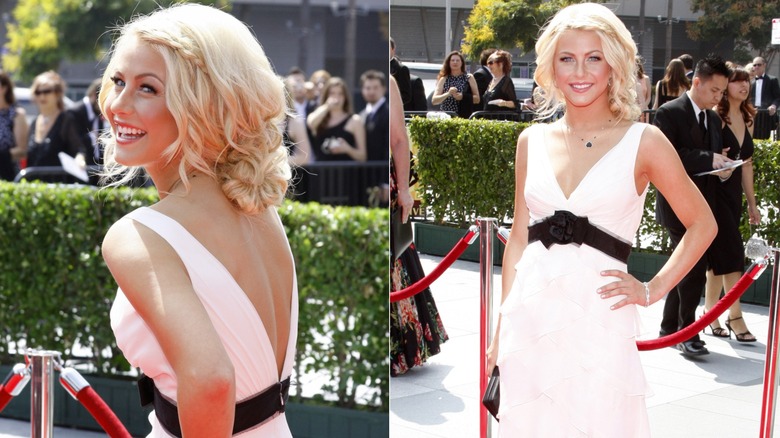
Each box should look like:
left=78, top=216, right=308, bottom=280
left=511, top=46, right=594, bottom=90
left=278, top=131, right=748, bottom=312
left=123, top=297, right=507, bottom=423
left=321, top=137, right=338, bottom=154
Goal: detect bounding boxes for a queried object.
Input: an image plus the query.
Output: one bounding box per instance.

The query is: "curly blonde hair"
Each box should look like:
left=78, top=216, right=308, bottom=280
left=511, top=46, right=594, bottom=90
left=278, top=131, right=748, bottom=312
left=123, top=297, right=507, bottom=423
left=99, top=3, right=290, bottom=215
left=533, top=3, right=640, bottom=122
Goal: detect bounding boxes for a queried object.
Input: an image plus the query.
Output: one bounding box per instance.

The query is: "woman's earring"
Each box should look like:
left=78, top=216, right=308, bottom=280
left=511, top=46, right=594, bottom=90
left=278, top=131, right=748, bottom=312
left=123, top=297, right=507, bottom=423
left=608, top=77, right=613, bottom=87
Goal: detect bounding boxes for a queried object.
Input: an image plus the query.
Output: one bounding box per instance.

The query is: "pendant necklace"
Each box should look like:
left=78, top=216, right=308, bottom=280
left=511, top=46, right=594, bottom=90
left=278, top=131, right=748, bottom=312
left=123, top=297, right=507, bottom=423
left=563, top=119, right=614, bottom=148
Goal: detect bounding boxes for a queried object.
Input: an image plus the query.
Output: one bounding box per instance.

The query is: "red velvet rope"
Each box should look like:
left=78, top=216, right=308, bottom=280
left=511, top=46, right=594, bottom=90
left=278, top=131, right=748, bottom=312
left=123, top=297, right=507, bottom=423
left=390, top=229, right=477, bottom=303
left=636, top=262, right=764, bottom=351
left=76, top=386, right=132, bottom=438
left=0, top=386, right=12, bottom=414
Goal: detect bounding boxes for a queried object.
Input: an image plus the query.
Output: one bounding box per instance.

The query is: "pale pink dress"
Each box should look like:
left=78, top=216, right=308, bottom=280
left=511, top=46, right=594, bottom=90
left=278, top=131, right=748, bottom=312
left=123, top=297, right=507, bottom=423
left=110, top=207, right=298, bottom=437
left=497, top=123, right=652, bottom=437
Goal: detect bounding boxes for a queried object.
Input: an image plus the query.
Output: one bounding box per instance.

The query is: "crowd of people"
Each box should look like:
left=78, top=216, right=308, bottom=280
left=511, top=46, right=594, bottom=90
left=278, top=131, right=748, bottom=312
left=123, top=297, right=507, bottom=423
left=282, top=66, right=388, bottom=166
left=1, top=54, right=389, bottom=187
left=0, top=70, right=101, bottom=184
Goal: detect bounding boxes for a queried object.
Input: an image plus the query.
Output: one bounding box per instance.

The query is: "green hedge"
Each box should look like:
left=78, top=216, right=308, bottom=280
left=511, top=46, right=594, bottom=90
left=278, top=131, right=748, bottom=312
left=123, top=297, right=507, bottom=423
left=409, top=117, right=528, bottom=226
left=409, top=118, right=780, bottom=248
left=0, top=182, right=388, bottom=411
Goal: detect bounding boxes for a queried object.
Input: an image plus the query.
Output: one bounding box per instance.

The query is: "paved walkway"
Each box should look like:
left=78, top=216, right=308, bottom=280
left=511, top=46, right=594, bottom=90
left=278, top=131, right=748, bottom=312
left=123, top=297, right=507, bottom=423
left=0, top=418, right=106, bottom=437
left=390, top=253, right=778, bottom=437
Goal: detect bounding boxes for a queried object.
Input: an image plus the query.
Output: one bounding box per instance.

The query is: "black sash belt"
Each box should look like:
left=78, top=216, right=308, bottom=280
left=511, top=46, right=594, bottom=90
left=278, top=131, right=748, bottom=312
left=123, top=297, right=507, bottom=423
left=138, top=374, right=290, bottom=437
left=527, top=210, right=632, bottom=264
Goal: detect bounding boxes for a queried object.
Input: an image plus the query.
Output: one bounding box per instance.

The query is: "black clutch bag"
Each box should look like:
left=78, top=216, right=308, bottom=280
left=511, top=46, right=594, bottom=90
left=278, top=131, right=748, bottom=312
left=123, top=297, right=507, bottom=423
left=391, top=207, right=413, bottom=260
left=482, top=366, right=500, bottom=421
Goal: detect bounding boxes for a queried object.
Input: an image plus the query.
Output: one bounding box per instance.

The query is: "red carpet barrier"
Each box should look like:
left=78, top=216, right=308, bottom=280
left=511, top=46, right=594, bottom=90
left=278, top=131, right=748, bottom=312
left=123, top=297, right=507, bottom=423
left=390, top=225, right=479, bottom=303
left=59, top=367, right=132, bottom=438
left=0, top=363, right=30, bottom=414
left=637, top=262, right=765, bottom=351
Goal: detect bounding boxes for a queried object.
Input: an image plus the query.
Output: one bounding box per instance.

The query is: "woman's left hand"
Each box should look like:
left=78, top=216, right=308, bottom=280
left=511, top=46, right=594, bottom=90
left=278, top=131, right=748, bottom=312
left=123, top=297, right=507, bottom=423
left=748, top=204, right=762, bottom=225
left=597, top=270, right=652, bottom=310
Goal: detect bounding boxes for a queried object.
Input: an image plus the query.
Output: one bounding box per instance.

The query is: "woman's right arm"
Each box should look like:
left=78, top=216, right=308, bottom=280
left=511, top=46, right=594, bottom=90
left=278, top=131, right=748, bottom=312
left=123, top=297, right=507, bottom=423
left=306, top=102, right=330, bottom=133
left=103, top=219, right=236, bottom=437
left=431, top=77, right=449, bottom=106
left=10, top=109, right=28, bottom=160
left=486, top=128, right=531, bottom=376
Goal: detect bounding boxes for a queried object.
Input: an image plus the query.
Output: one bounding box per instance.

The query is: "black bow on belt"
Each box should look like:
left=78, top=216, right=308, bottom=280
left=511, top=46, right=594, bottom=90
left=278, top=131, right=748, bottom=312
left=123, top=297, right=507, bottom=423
left=527, top=210, right=632, bottom=263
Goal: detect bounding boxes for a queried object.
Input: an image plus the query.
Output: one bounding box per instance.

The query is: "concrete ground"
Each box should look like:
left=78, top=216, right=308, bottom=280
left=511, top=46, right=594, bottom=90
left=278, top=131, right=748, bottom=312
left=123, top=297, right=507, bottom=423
left=390, top=253, right=778, bottom=438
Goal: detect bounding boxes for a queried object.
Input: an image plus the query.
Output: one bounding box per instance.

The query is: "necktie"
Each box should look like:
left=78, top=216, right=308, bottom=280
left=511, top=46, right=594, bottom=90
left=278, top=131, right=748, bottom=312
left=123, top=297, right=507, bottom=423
left=698, top=111, right=707, bottom=139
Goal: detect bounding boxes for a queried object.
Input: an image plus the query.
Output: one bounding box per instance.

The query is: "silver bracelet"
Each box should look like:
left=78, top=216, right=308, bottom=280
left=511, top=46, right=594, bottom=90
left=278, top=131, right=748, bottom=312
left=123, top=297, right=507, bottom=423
left=643, top=282, right=650, bottom=308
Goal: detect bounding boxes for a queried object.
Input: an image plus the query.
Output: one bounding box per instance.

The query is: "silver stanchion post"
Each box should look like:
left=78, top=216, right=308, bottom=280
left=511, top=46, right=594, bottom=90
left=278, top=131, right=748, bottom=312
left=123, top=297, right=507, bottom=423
left=478, top=217, right=497, bottom=438
left=761, top=248, right=780, bottom=438
left=28, top=350, right=59, bottom=438
left=747, top=235, right=779, bottom=438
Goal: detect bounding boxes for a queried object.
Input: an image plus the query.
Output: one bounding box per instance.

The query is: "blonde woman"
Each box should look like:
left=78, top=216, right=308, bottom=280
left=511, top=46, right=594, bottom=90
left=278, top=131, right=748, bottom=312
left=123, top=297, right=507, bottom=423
left=101, top=4, right=297, bottom=436
left=487, top=3, right=716, bottom=435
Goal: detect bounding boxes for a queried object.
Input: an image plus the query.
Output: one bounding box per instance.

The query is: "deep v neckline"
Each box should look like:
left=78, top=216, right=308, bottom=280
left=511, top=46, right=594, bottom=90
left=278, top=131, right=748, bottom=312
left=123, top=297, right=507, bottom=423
left=139, top=207, right=295, bottom=382
left=545, top=123, right=635, bottom=201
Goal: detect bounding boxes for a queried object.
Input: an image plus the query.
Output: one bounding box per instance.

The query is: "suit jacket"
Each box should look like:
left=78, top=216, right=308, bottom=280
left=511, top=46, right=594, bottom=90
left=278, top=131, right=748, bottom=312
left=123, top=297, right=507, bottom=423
left=360, top=99, right=389, bottom=161
left=409, top=75, right=428, bottom=112
left=67, top=101, right=104, bottom=166
left=472, top=66, right=492, bottom=101
left=654, top=93, right=722, bottom=230
left=391, top=57, right=412, bottom=111
left=750, top=74, right=780, bottom=109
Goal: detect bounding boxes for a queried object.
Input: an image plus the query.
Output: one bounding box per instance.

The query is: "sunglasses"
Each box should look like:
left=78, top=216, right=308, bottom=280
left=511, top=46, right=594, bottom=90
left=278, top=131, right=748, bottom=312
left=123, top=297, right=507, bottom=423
left=34, top=88, right=57, bottom=96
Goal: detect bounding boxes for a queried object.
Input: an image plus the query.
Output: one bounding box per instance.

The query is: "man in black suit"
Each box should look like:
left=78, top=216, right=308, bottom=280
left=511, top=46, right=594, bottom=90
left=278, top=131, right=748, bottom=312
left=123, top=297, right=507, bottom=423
left=472, top=48, right=496, bottom=102
left=359, top=70, right=389, bottom=161
left=390, top=37, right=412, bottom=111
left=655, top=54, right=735, bottom=357
left=68, top=78, right=104, bottom=185
left=750, top=56, right=780, bottom=139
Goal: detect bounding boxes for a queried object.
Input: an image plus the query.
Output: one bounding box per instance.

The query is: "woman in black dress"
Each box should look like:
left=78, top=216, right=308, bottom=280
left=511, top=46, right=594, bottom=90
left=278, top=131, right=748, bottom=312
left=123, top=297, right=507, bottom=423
left=306, top=77, right=366, bottom=162
left=703, top=64, right=761, bottom=342
left=482, top=50, right=517, bottom=111
left=652, top=59, right=688, bottom=110
left=26, top=71, right=86, bottom=182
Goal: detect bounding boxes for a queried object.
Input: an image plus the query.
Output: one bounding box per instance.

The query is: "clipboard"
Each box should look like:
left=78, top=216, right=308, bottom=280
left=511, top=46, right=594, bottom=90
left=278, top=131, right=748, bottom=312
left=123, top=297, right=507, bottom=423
left=694, top=159, right=744, bottom=176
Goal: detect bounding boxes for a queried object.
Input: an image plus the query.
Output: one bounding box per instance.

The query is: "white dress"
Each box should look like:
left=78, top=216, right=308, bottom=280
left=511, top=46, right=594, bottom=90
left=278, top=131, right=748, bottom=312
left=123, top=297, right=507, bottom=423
left=497, top=122, right=652, bottom=437
left=110, top=207, right=298, bottom=437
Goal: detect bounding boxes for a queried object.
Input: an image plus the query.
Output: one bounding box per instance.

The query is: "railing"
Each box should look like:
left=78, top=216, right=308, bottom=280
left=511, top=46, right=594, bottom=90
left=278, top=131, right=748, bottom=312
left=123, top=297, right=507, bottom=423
left=13, top=166, right=152, bottom=187
left=289, top=161, right=389, bottom=207
left=14, top=163, right=387, bottom=208
left=403, top=111, right=457, bottom=123
left=469, top=111, right=528, bottom=122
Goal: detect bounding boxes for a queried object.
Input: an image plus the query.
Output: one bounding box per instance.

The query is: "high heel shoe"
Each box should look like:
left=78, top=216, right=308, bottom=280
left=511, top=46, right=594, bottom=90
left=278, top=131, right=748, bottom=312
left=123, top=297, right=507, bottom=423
left=725, top=316, right=757, bottom=343
left=702, top=313, right=730, bottom=338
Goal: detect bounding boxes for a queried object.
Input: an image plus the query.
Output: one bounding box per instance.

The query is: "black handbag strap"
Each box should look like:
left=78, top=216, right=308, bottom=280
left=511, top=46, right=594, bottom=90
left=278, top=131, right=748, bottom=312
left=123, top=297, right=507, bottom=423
left=138, top=374, right=290, bottom=436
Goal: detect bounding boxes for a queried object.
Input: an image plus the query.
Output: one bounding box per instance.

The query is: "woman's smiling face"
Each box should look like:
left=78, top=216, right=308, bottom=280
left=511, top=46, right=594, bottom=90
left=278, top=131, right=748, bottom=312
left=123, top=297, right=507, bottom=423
left=554, top=29, right=612, bottom=109
left=103, top=37, right=179, bottom=168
